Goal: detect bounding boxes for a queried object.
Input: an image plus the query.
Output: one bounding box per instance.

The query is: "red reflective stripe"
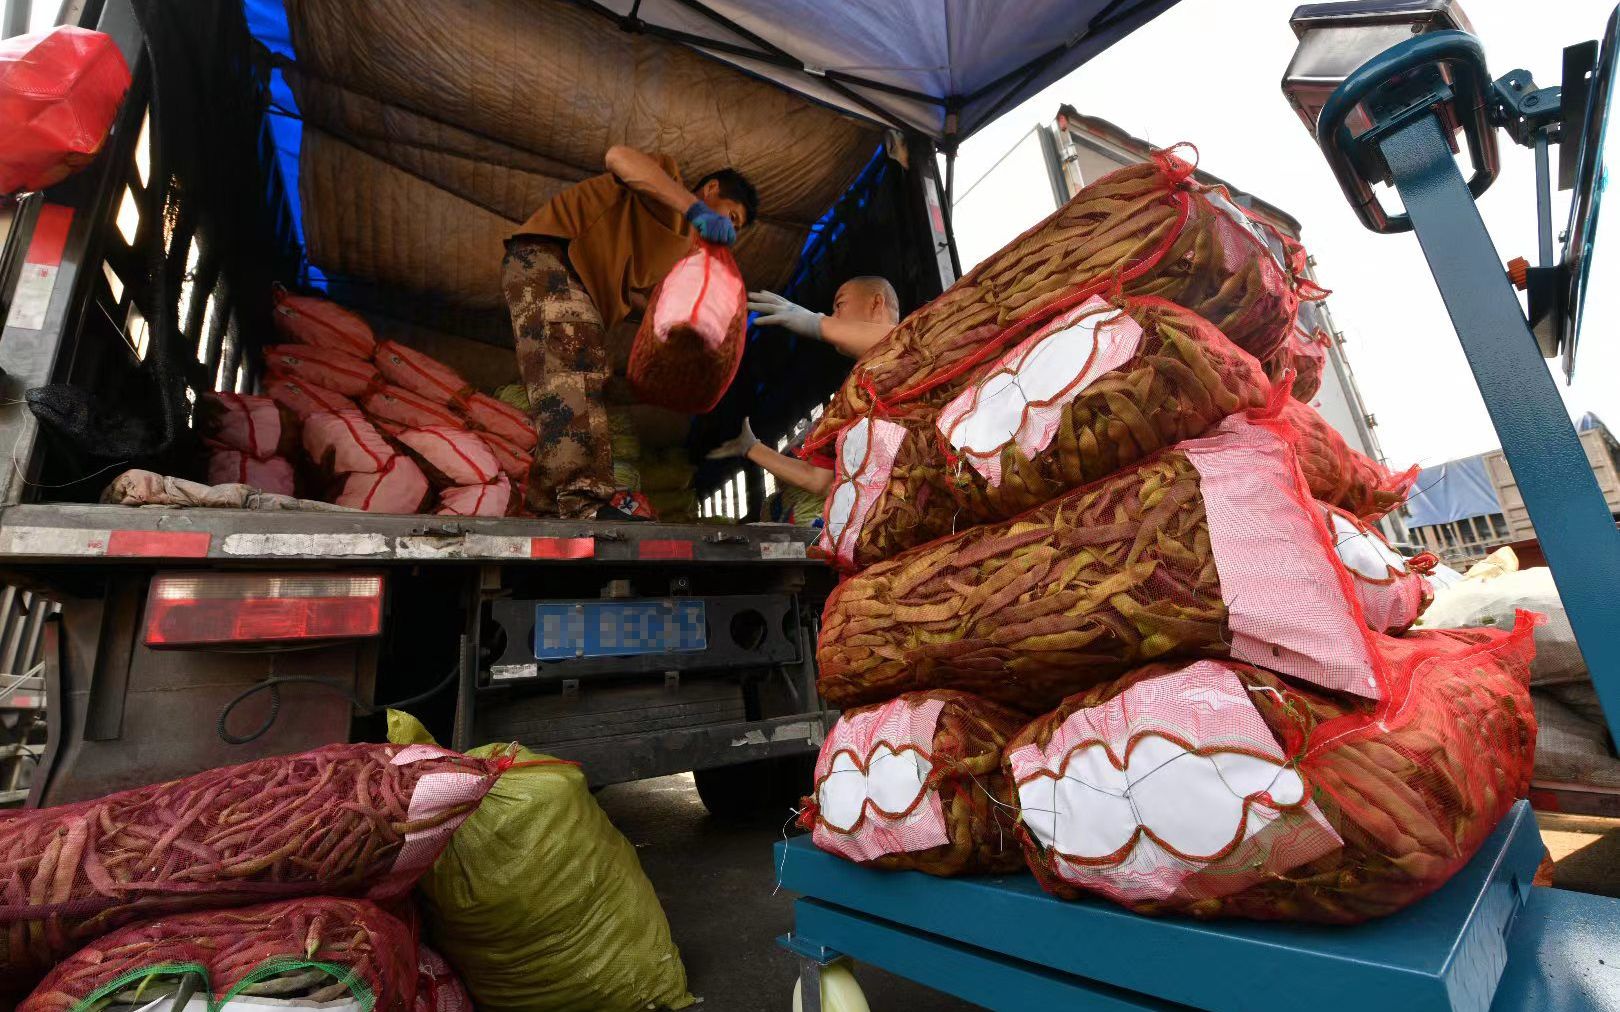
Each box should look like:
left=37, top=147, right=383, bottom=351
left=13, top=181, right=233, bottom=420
left=25, top=205, right=72, bottom=266
left=106, top=531, right=211, bottom=557
left=638, top=539, right=694, bottom=560
left=531, top=537, right=595, bottom=560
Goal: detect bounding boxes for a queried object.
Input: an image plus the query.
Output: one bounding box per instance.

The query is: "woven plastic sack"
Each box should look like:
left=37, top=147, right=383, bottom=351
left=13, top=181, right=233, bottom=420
left=1423, top=567, right=1586, bottom=685
left=818, top=411, right=1386, bottom=713
left=266, top=377, right=358, bottom=421
left=639, top=449, right=694, bottom=492
left=459, top=392, right=536, bottom=452
left=272, top=287, right=377, bottom=359
left=205, top=450, right=296, bottom=497
left=628, top=240, right=746, bottom=414
left=265, top=344, right=379, bottom=398
left=612, top=459, right=641, bottom=491
left=1323, top=502, right=1435, bottom=635
left=1008, top=615, right=1538, bottom=923
left=437, top=476, right=513, bottom=517
left=803, top=150, right=1296, bottom=456
left=364, top=384, right=464, bottom=431
left=608, top=408, right=641, bottom=462
left=197, top=393, right=297, bottom=459
left=816, top=410, right=956, bottom=571
left=417, top=743, right=695, bottom=1012
left=18, top=897, right=417, bottom=1012
left=1281, top=398, right=1415, bottom=520
left=304, top=410, right=395, bottom=476
left=798, top=690, right=1025, bottom=876
left=335, top=455, right=430, bottom=513
left=0, top=743, right=505, bottom=985
left=374, top=341, right=472, bottom=407
left=395, top=426, right=500, bottom=488
left=0, top=27, right=131, bottom=194
left=477, top=430, right=529, bottom=483
left=415, top=945, right=474, bottom=1012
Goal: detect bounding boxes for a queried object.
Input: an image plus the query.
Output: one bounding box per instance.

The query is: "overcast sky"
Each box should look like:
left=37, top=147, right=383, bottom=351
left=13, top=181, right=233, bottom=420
left=951, top=0, right=1618, bottom=470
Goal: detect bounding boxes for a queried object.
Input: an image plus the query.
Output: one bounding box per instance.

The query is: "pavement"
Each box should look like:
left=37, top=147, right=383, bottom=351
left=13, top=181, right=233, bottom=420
left=597, top=773, right=978, bottom=1012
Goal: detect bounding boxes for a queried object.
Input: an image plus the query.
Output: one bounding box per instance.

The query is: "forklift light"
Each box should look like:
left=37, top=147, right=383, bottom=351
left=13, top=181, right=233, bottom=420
left=1283, top=1, right=1477, bottom=137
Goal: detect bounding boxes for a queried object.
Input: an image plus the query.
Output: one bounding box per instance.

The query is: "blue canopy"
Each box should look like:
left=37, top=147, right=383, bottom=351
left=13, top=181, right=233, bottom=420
left=1404, top=453, right=1502, bottom=528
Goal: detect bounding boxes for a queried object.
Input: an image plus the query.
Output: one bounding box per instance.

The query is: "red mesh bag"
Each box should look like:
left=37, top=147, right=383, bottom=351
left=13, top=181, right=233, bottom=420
left=205, top=450, right=296, bottom=496
left=436, top=476, right=513, bottom=517
left=1282, top=399, right=1416, bottom=520
left=458, top=392, right=536, bottom=452
left=336, top=455, right=430, bottom=513
left=797, top=690, right=1025, bottom=876
left=415, top=944, right=474, bottom=1012
left=628, top=240, right=746, bottom=414
left=374, top=341, right=472, bottom=407
left=303, top=410, right=395, bottom=476
left=0, top=27, right=130, bottom=194
left=802, top=150, right=1297, bottom=458
left=197, top=392, right=297, bottom=459
left=818, top=411, right=1390, bottom=714
left=18, top=897, right=418, bottom=1012
left=1323, top=502, right=1435, bottom=635
left=364, top=384, right=464, bottom=431
left=0, top=743, right=508, bottom=985
left=1006, top=615, right=1538, bottom=923
left=815, top=410, right=956, bottom=572
left=1266, top=300, right=1332, bottom=402
left=272, top=287, right=377, bottom=359
left=395, top=426, right=500, bottom=488
left=265, top=345, right=379, bottom=399
left=266, top=377, right=358, bottom=421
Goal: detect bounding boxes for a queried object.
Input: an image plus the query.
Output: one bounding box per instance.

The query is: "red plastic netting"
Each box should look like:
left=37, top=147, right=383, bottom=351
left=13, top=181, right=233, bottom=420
left=628, top=240, right=747, bottom=415
left=415, top=944, right=474, bottom=1012
left=1281, top=398, right=1415, bottom=521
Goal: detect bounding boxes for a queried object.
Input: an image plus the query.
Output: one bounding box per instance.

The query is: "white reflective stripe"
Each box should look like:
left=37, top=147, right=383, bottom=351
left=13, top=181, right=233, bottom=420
left=465, top=534, right=532, bottom=558
left=491, top=663, right=538, bottom=681
left=220, top=533, right=392, bottom=557
left=759, top=540, right=807, bottom=560
left=0, top=527, right=110, bottom=556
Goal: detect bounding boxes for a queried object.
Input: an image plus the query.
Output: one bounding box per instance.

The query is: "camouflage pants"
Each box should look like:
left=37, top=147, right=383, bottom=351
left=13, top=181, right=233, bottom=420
left=502, top=236, right=614, bottom=519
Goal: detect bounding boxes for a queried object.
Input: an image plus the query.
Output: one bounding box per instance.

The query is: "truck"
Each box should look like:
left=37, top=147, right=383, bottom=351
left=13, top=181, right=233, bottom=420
left=0, top=0, right=1177, bottom=812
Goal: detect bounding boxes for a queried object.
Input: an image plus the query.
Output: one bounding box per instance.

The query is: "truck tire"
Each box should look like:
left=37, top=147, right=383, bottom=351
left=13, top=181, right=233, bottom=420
left=694, top=754, right=815, bottom=821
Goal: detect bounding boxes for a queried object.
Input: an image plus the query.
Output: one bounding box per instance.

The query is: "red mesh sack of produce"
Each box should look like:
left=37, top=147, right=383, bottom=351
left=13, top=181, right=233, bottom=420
left=416, top=944, right=474, bottom=1012
left=797, top=690, right=1025, bottom=876
left=0, top=743, right=509, bottom=985
left=18, top=896, right=418, bottom=1012
left=1282, top=398, right=1416, bottom=520
left=628, top=240, right=746, bottom=414
left=395, top=426, right=500, bottom=488
left=1323, top=502, right=1435, bottom=635
left=1006, top=614, right=1538, bottom=922
left=303, top=409, right=395, bottom=477
left=802, top=149, right=1296, bottom=456
left=374, top=341, right=473, bottom=407
left=459, top=391, right=536, bottom=452
left=0, top=27, right=130, bottom=194
left=205, top=450, right=296, bottom=496
left=336, top=454, right=430, bottom=513
left=1265, top=299, right=1332, bottom=402
left=271, top=287, right=377, bottom=359
left=265, top=344, right=379, bottom=398
left=816, top=409, right=957, bottom=571
left=437, top=476, right=513, bottom=517
left=196, top=392, right=297, bottom=459
left=364, top=384, right=464, bottom=430
left=818, top=410, right=1389, bottom=714
left=266, top=376, right=358, bottom=421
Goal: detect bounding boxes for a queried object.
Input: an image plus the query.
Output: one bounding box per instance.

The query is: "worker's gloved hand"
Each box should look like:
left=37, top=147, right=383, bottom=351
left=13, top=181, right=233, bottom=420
left=685, top=201, right=737, bottom=246
left=706, top=418, right=760, bottom=460
left=747, top=290, right=823, bottom=340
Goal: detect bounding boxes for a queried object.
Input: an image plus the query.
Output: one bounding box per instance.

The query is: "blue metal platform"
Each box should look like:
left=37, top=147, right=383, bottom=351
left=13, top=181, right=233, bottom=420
left=774, top=801, right=1613, bottom=1011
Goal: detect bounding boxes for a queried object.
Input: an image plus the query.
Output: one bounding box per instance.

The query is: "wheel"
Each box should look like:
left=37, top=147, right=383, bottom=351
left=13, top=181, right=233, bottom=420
left=792, top=959, right=870, bottom=1012
left=694, top=753, right=816, bottom=821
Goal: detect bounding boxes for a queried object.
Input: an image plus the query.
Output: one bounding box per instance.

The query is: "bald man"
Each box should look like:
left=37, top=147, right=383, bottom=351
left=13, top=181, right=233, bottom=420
left=708, top=276, right=902, bottom=496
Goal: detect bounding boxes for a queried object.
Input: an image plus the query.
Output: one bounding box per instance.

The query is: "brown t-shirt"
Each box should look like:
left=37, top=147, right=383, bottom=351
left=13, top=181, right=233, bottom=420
left=512, top=153, right=694, bottom=329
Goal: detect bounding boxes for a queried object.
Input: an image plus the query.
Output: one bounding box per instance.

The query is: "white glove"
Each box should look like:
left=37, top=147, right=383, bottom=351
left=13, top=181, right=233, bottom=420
left=748, top=290, right=823, bottom=340
left=707, top=417, right=760, bottom=459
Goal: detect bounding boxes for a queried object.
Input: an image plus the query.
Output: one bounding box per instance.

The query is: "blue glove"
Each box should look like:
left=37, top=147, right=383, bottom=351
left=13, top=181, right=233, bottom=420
left=685, top=200, right=737, bottom=246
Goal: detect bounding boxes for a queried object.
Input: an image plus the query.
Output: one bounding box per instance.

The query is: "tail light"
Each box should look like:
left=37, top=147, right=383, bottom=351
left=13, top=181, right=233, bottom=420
left=145, top=572, right=385, bottom=647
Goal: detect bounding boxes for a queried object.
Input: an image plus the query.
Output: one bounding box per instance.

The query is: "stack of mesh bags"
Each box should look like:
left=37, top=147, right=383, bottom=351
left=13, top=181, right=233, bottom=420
left=195, top=391, right=299, bottom=496
left=799, top=150, right=1537, bottom=924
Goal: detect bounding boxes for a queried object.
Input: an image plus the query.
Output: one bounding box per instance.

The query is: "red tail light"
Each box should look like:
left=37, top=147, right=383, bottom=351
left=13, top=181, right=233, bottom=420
left=145, top=572, right=385, bottom=647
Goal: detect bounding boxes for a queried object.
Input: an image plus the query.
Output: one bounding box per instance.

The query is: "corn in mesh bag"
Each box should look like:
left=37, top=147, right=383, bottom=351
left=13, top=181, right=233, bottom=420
left=799, top=690, right=1026, bottom=876
left=818, top=411, right=1392, bottom=714
left=803, top=149, right=1298, bottom=456
left=1007, top=617, right=1538, bottom=923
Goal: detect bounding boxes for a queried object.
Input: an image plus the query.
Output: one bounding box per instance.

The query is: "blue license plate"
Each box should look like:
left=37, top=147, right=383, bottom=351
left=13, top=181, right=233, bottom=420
left=532, top=599, right=707, bottom=660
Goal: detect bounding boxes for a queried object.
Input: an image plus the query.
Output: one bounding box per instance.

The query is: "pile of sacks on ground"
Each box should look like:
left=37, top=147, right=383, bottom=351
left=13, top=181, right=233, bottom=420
left=197, top=288, right=537, bottom=517
left=0, top=724, right=695, bottom=1011
left=796, top=148, right=1541, bottom=924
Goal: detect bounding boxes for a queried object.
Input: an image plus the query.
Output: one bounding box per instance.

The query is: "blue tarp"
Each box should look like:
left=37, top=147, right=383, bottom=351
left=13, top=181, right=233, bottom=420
left=242, top=0, right=323, bottom=287
left=1404, top=453, right=1501, bottom=528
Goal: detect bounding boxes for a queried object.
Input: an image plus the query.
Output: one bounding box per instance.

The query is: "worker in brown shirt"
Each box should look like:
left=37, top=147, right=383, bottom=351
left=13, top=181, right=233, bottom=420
left=502, top=146, right=758, bottom=518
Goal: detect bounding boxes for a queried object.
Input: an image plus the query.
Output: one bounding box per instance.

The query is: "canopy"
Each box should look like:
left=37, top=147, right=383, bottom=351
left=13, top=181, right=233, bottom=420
left=1404, top=453, right=1501, bottom=529
left=571, top=0, right=1183, bottom=140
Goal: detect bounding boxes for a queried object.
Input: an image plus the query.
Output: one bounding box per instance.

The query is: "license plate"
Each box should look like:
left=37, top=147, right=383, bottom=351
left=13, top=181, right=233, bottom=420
left=533, top=599, right=707, bottom=661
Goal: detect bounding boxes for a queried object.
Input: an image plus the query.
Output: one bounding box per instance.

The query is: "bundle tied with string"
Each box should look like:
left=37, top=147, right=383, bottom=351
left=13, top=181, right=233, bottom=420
left=1006, top=616, right=1538, bottom=923
left=801, top=147, right=1299, bottom=461
left=818, top=409, right=1401, bottom=715
left=798, top=690, right=1026, bottom=876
